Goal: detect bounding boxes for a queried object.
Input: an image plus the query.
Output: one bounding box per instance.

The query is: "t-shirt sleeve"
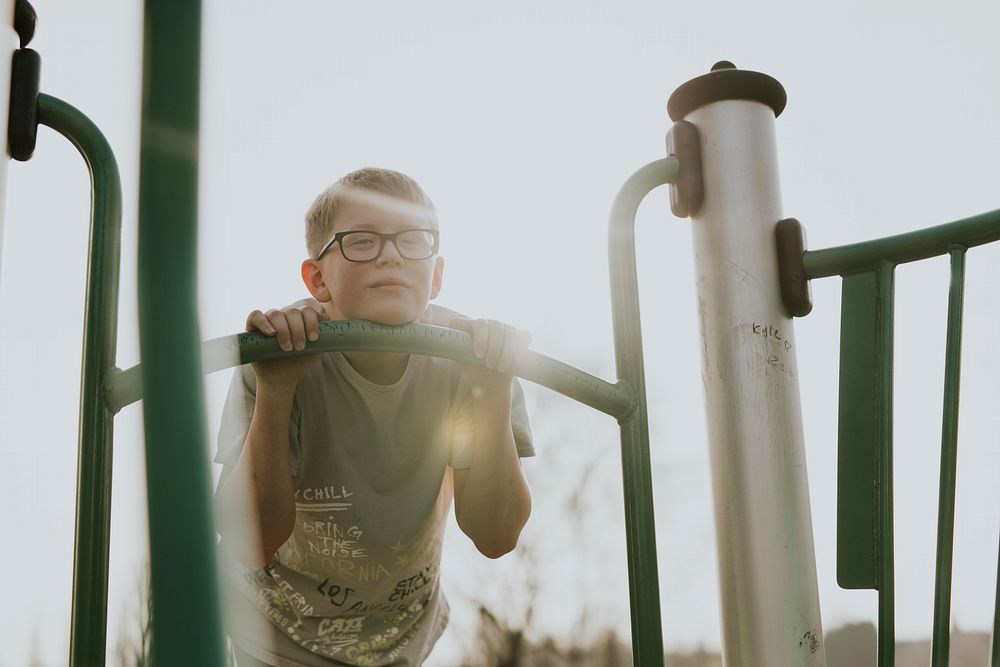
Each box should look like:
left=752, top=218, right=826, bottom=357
left=510, top=379, right=534, bottom=457
left=449, top=377, right=535, bottom=469
left=215, top=365, right=302, bottom=483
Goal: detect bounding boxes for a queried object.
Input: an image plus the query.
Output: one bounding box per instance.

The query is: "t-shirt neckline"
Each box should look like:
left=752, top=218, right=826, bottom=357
left=332, top=351, right=415, bottom=394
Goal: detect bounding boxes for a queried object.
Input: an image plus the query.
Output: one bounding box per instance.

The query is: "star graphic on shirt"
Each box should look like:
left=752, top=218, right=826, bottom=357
left=396, top=554, right=411, bottom=568
left=390, top=541, right=404, bottom=555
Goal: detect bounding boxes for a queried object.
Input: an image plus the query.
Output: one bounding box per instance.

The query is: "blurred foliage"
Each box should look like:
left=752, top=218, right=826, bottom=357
left=112, top=568, right=153, bottom=667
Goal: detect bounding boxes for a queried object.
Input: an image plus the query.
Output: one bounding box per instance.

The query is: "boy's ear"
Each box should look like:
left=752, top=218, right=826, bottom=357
left=430, top=256, right=444, bottom=300
left=301, top=259, right=332, bottom=302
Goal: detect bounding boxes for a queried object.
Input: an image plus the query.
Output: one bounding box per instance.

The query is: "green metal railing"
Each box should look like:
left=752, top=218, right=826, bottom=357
left=806, top=208, right=1000, bottom=667
left=26, top=7, right=1000, bottom=663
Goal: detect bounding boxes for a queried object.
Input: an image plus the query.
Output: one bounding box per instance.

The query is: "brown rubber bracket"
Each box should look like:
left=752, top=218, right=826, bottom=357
left=776, top=218, right=813, bottom=317
left=666, top=120, right=703, bottom=218
left=8, top=47, right=40, bottom=162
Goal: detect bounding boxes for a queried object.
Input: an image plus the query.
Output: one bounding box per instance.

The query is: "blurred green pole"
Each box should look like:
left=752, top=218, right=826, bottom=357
left=138, top=2, right=226, bottom=665
left=35, top=94, right=122, bottom=667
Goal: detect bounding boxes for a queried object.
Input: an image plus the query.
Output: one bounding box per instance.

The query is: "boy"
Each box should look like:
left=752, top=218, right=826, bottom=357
left=214, top=168, right=534, bottom=667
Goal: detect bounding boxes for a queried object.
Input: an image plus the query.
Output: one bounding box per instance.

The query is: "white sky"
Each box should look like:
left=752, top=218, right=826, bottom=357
left=1, top=1, right=999, bottom=666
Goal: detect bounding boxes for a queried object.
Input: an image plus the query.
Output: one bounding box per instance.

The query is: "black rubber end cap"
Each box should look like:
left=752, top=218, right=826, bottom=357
left=14, top=0, right=37, bottom=48
left=667, top=62, right=786, bottom=122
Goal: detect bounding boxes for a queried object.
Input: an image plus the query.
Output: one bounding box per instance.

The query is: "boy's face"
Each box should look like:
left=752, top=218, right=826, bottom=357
left=302, top=194, right=443, bottom=325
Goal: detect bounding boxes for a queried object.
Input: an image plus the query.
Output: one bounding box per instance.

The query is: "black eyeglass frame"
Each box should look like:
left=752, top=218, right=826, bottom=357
left=315, top=228, right=441, bottom=262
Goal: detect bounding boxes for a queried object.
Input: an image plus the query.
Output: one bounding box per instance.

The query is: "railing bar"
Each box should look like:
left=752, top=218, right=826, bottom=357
left=930, top=247, right=967, bottom=667
left=105, top=323, right=637, bottom=419
left=803, top=208, right=1000, bottom=279
left=877, top=262, right=896, bottom=667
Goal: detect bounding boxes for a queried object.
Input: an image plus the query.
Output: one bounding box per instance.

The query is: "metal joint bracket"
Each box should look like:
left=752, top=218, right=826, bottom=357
left=776, top=217, right=813, bottom=317
left=611, top=378, right=640, bottom=424
left=665, top=120, right=703, bottom=218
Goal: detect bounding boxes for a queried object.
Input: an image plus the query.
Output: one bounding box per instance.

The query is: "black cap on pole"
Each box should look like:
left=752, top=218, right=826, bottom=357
left=667, top=61, right=786, bottom=121
left=14, top=0, right=37, bottom=48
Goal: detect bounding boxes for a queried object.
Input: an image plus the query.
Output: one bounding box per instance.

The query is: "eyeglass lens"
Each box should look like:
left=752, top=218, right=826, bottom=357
left=341, top=230, right=436, bottom=261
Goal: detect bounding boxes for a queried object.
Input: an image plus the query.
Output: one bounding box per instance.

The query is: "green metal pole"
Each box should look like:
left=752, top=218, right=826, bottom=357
left=138, top=2, right=225, bottom=666
left=876, top=262, right=896, bottom=667
left=35, top=93, right=122, bottom=667
left=930, top=247, right=967, bottom=667
left=608, top=156, right=679, bottom=667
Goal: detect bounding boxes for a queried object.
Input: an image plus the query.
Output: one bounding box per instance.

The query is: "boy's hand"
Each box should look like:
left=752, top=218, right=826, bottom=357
left=246, top=300, right=328, bottom=352
left=449, top=318, right=530, bottom=389
left=246, top=302, right=329, bottom=392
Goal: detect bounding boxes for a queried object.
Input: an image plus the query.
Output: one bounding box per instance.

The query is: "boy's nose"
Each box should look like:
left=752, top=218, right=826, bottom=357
left=375, top=238, right=404, bottom=265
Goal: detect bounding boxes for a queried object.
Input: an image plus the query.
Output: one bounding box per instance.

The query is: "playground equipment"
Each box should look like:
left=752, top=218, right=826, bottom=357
left=3, top=3, right=999, bottom=666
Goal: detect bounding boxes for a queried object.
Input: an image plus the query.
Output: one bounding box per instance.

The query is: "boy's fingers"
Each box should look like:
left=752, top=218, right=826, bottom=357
left=450, top=318, right=530, bottom=372
left=245, top=309, right=276, bottom=336
left=282, top=307, right=308, bottom=351
left=517, top=330, right=531, bottom=359
left=496, top=327, right=530, bottom=374
left=302, top=307, right=321, bottom=342
left=449, top=318, right=482, bottom=353
left=512, top=330, right=532, bottom=373
left=494, top=325, right=520, bottom=373
left=305, top=299, right=329, bottom=321
left=471, top=319, right=489, bottom=359
left=484, top=320, right=505, bottom=369
left=448, top=317, right=471, bottom=332
left=266, top=309, right=293, bottom=352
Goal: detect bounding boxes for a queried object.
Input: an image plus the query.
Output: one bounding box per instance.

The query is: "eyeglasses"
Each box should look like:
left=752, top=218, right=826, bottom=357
left=316, top=229, right=440, bottom=263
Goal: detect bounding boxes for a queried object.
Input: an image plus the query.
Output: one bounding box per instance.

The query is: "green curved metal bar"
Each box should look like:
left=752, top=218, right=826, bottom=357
left=105, top=321, right=636, bottom=419
left=803, top=207, right=1000, bottom=279
left=36, top=93, right=122, bottom=667
left=608, top=156, right=679, bottom=667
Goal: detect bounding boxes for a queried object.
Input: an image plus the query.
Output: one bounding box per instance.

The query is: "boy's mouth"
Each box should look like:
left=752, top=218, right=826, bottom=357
left=369, top=278, right=410, bottom=288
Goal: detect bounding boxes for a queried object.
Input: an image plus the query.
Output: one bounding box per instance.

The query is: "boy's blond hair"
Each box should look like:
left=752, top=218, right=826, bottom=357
left=305, top=167, right=437, bottom=259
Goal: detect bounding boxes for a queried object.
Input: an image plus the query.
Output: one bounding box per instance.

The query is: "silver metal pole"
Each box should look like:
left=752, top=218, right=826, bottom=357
left=669, top=63, right=826, bottom=666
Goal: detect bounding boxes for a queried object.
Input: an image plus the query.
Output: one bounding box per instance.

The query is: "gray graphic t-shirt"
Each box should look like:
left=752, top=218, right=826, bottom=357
left=215, top=346, right=533, bottom=667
